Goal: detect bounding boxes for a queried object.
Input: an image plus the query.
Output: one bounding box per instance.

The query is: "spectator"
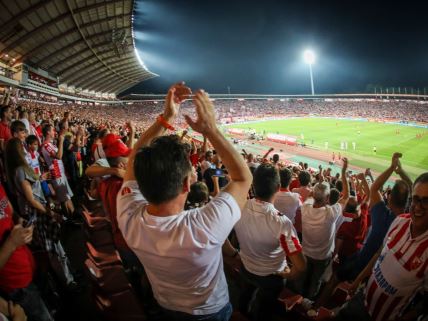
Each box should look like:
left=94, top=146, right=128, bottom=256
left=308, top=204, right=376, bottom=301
left=117, top=85, right=252, bottom=320
left=292, top=170, right=312, bottom=202
left=5, top=138, right=75, bottom=289
left=274, top=167, right=302, bottom=223
left=41, top=124, right=75, bottom=218
left=296, top=158, right=350, bottom=300
left=0, top=106, right=12, bottom=151
left=0, top=182, right=53, bottom=321
left=235, top=164, right=305, bottom=321
left=203, top=154, right=228, bottom=196
left=336, top=172, right=428, bottom=321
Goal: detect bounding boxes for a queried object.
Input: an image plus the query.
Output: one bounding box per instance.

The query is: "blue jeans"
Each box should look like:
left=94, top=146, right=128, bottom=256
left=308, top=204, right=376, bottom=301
left=162, top=302, right=232, bottom=321
left=239, top=266, right=285, bottom=321
left=8, top=283, right=53, bottom=321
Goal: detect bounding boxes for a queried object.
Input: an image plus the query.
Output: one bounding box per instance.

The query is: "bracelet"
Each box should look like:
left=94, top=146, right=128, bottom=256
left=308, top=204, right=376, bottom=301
left=157, top=114, right=175, bottom=131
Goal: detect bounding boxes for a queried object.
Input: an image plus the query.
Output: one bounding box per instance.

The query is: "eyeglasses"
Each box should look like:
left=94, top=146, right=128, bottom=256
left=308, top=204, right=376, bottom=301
left=411, top=196, right=428, bottom=210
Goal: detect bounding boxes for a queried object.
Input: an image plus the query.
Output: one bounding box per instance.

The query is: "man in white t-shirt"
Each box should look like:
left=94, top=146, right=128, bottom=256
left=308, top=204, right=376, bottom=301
left=235, top=164, right=306, bottom=321
left=274, top=167, right=302, bottom=224
left=116, top=84, right=252, bottom=321
left=297, top=158, right=350, bottom=300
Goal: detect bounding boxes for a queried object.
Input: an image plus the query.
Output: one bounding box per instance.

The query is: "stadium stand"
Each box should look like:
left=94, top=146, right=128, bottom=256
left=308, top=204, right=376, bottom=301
left=1, top=2, right=428, bottom=321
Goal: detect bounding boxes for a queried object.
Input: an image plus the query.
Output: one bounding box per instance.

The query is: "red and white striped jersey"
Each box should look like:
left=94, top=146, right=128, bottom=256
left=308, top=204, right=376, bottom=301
left=41, top=141, right=65, bottom=179
left=365, top=214, right=428, bottom=321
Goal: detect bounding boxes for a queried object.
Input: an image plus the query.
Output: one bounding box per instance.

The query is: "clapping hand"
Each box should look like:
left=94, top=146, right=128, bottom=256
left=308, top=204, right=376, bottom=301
left=185, top=90, right=217, bottom=136
left=164, top=82, right=192, bottom=120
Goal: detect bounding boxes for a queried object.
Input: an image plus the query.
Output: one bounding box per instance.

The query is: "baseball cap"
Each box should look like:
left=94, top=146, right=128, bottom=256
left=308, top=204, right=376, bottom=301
left=104, top=139, right=132, bottom=158
left=102, top=133, right=121, bottom=149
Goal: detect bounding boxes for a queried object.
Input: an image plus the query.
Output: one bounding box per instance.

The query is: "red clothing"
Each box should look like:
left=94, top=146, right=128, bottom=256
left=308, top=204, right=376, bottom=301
left=97, top=176, right=129, bottom=251
left=0, top=121, right=11, bottom=143
left=336, top=210, right=368, bottom=258
left=289, top=179, right=300, bottom=190
left=0, top=184, right=35, bottom=293
left=190, top=153, right=199, bottom=167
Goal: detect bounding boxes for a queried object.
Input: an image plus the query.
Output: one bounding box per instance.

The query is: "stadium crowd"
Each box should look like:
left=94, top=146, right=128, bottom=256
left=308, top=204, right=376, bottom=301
left=0, top=83, right=427, bottom=321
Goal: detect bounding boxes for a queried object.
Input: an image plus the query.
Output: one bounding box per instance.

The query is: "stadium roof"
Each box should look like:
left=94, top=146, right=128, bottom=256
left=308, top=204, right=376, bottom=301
left=0, top=0, right=157, bottom=94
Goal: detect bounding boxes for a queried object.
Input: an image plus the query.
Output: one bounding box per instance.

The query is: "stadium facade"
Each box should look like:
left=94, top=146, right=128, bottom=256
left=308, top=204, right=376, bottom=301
left=0, top=0, right=157, bottom=103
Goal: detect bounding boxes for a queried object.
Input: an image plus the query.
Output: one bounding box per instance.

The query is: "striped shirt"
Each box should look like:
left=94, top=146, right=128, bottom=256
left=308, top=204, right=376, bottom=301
left=365, top=214, right=428, bottom=321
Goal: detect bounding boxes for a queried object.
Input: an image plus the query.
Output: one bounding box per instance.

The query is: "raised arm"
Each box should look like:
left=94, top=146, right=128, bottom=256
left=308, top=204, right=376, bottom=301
left=357, top=172, right=370, bottom=205
left=125, top=121, right=136, bottom=148
left=124, top=83, right=191, bottom=182
left=395, top=159, right=412, bottom=193
left=56, top=133, right=65, bottom=159
left=185, top=90, right=252, bottom=209
left=369, top=152, right=401, bottom=208
left=338, top=158, right=350, bottom=208
left=261, top=147, right=274, bottom=160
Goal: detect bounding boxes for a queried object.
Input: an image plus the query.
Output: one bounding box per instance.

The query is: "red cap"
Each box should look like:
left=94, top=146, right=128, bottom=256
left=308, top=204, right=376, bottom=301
left=104, top=139, right=132, bottom=158
left=102, top=133, right=120, bottom=149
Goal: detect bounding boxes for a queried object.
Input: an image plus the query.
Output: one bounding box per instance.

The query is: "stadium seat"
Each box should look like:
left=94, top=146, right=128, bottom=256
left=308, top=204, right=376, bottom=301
left=86, top=242, right=121, bottom=267
left=85, top=258, right=131, bottom=294
left=278, top=287, right=303, bottom=311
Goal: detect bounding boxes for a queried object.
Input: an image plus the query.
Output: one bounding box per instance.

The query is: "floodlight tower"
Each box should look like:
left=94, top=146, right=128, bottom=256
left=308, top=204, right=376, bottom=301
left=304, top=50, right=315, bottom=95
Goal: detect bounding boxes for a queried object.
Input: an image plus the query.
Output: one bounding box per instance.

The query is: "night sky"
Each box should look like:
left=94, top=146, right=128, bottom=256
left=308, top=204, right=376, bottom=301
left=123, top=0, right=428, bottom=95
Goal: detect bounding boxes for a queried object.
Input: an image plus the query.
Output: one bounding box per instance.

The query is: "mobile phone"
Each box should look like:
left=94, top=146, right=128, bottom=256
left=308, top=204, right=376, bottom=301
left=24, top=214, right=37, bottom=227
left=212, top=169, right=225, bottom=177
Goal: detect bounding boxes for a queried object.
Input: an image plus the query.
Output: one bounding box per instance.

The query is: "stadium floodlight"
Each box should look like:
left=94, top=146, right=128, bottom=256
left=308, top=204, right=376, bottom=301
left=303, top=50, right=315, bottom=95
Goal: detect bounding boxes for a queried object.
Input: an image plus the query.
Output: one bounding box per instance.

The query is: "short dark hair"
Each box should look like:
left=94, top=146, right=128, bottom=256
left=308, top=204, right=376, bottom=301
left=26, top=135, right=38, bottom=145
left=134, top=135, right=192, bottom=205
left=279, top=167, right=292, bottom=188
left=10, top=120, right=26, bottom=134
left=0, top=106, right=10, bottom=119
left=335, top=180, right=343, bottom=192
left=253, top=164, right=280, bottom=201
left=329, top=188, right=340, bottom=205
left=272, top=154, right=279, bottom=163
left=298, top=171, right=311, bottom=186
left=187, top=182, right=209, bottom=206
left=42, top=124, right=52, bottom=137
left=390, top=179, right=410, bottom=209
left=414, top=172, right=428, bottom=186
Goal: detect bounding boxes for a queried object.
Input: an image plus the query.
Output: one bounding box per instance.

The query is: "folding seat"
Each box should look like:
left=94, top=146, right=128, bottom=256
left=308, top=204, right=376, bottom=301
left=86, top=242, right=121, bottom=268
left=94, top=289, right=146, bottom=321
left=82, top=210, right=114, bottom=247
left=328, top=282, right=351, bottom=308
left=278, top=287, right=303, bottom=311
left=85, top=258, right=130, bottom=294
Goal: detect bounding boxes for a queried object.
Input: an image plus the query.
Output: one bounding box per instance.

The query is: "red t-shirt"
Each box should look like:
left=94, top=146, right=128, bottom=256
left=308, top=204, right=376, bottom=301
left=0, top=122, right=11, bottom=143
left=98, top=176, right=130, bottom=251
left=190, top=153, right=199, bottom=167
left=289, top=179, right=300, bottom=190
left=0, top=184, right=35, bottom=293
left=336, top=210, right=368, bottom=258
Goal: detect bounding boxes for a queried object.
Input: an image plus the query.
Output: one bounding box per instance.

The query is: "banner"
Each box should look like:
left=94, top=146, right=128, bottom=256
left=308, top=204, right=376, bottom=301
left=266, top=133, right=297, bottom=146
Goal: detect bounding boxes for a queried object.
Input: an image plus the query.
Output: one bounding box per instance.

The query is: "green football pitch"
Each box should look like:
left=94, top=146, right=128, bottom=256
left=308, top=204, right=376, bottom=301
left=224, top=118, right=428, bottom=179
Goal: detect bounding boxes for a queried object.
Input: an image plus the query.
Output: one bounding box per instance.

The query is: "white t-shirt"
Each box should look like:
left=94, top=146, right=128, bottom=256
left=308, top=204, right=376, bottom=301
left=116, top=181, right=240, bottom=315
left=201, top=160, right=212, bottom=175
left=301, top=199, right=345, bottom=260
left=274, top=190, right=302, bottom=223
left=234, top=198, right=302, bottom=276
